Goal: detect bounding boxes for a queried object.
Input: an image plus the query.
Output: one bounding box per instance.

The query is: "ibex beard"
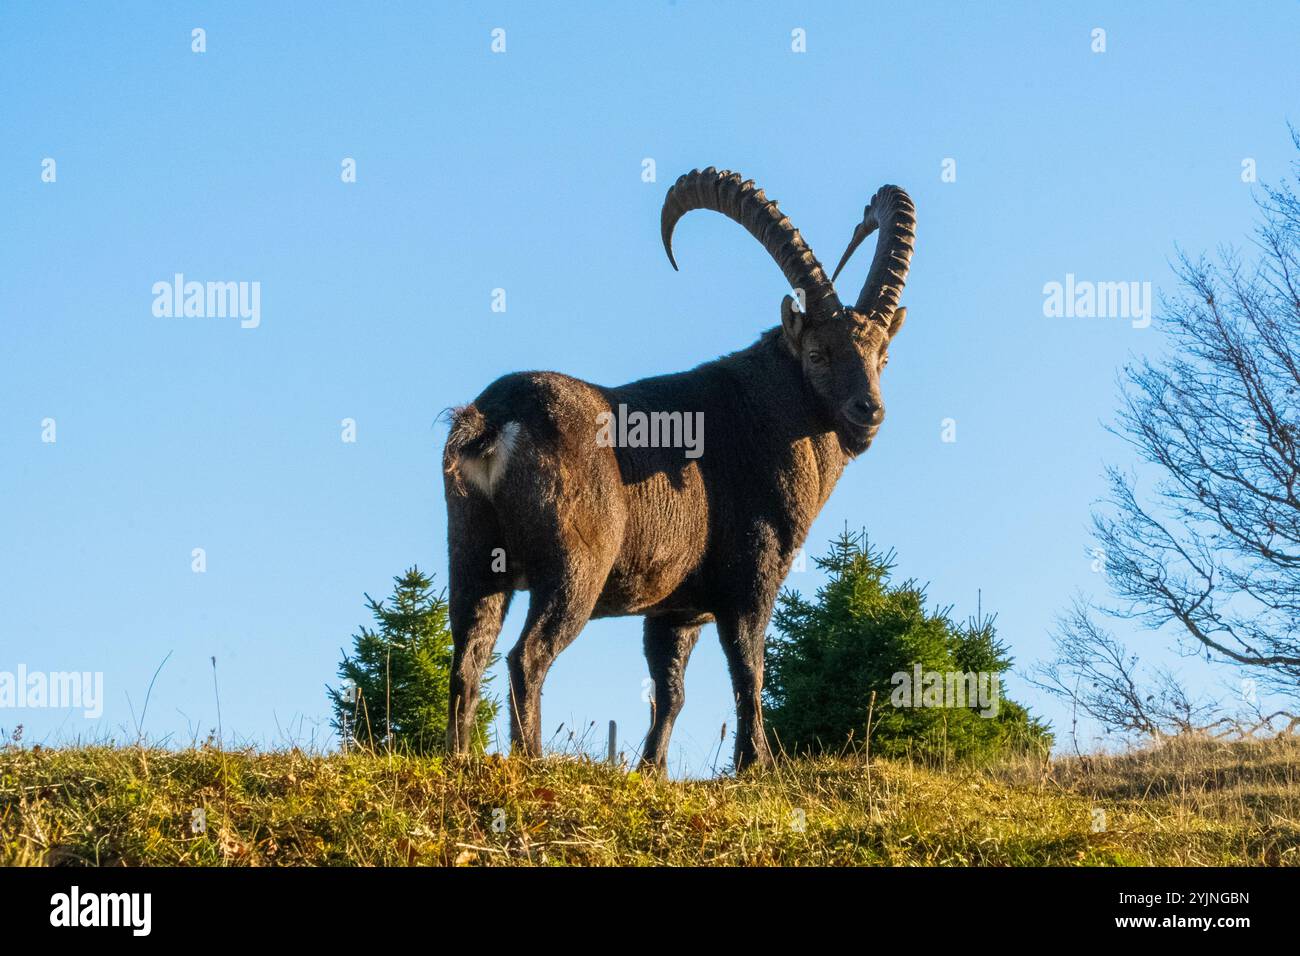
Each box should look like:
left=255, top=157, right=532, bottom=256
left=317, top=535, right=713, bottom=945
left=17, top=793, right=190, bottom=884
left=443, top=167, right=916, bottom=771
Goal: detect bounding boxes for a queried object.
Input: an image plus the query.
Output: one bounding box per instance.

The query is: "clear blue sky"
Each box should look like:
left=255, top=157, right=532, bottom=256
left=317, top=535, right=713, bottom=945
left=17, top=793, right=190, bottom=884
left=2, top=2, right=1297, bottom=773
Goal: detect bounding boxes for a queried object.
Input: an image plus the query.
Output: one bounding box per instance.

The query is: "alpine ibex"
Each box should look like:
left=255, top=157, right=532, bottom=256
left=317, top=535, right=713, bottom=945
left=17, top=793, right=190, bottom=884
left=443, top=168, right=916, bottom=770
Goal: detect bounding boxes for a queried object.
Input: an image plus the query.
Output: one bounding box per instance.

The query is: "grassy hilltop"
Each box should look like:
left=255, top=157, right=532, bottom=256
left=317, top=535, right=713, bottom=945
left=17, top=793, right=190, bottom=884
left=3, top=735, right=1298, bottom=866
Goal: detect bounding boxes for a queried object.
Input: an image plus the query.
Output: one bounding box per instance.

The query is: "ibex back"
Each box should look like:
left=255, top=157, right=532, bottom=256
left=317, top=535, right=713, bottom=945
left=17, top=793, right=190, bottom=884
left=443, top=168, right=916, bottom=770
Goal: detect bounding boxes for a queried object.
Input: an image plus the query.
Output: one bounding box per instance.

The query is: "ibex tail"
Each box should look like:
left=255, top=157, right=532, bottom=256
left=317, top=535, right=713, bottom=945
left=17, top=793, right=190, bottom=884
left=444, top=404, right=520, bottom=497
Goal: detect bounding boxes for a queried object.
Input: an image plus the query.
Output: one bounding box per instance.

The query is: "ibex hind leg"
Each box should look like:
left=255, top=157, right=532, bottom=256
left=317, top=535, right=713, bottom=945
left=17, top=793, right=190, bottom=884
left=446, top=493, right=513, bottom=754
left=505, top=554, right=614, bottom=758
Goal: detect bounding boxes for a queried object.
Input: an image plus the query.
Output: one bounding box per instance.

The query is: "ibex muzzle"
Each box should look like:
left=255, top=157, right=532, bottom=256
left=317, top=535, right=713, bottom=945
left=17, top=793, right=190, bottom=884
left=444, top=168, right=915, bottom=771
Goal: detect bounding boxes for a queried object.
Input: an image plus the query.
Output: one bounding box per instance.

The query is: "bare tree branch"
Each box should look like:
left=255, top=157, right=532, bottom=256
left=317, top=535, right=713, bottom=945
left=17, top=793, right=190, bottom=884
left=1092, top=143, right=1300, bottom=700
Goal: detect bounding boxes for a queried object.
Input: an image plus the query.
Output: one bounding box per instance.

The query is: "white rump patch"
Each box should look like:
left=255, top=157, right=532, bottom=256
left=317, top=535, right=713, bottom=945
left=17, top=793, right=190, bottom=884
left=462, top=421, right=521, bottom=495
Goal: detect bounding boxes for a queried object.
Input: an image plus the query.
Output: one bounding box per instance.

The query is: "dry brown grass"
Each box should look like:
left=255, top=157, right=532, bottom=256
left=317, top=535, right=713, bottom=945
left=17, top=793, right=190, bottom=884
left=2, top=733, right=1297, bottom=866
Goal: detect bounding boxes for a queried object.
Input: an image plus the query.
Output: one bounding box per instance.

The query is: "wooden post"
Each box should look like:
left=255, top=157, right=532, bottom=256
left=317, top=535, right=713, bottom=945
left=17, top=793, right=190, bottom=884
left=607, top=720, right=617, bottom=764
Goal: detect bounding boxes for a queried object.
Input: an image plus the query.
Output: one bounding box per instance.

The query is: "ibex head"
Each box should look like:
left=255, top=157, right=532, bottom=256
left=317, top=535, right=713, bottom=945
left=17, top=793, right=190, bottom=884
left=661, top=169, right=916, bottom=456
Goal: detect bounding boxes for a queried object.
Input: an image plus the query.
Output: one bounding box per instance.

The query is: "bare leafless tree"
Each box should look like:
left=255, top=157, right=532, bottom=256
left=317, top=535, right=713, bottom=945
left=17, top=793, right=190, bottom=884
left=1031, top=600, right=1221, bottom=743
left=1094, top=131, right=1300, bottom=701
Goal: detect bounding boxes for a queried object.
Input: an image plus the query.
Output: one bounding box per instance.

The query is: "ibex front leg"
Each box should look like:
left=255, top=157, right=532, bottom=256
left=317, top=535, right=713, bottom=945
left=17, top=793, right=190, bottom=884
left=716, top=607, right=776, bottom=771
left=640, top=618, right=701, bottom=771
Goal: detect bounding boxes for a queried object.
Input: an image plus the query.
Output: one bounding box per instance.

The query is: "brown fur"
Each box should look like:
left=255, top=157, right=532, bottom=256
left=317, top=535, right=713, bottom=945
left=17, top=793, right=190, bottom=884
left=443, top=301, right=906, bottom=770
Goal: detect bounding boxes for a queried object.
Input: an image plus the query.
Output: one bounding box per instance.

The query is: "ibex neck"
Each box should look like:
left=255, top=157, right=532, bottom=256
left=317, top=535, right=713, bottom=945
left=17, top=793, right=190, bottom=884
left=717, top=326, right=850, bottom=466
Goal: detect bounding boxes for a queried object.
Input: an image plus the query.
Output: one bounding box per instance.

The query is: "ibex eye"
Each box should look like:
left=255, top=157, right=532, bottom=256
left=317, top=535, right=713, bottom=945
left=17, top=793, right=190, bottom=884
left=808, top=351, right=826, bottom=365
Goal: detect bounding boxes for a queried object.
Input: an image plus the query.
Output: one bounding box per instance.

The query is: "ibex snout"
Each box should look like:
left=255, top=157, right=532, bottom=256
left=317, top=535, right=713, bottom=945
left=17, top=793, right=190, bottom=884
left=843, top=396, right=884, bottom=429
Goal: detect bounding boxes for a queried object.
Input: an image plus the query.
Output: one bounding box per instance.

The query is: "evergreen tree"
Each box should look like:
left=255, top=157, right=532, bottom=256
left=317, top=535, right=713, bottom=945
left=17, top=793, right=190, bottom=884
left=329, top=567, right=496, bottom=754
left=764, top=530, right=1051, bottom=763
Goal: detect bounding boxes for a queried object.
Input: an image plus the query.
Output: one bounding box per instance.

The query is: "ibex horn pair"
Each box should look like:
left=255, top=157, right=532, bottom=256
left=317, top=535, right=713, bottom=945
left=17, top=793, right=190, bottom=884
left=660, top=167, right=916, bottom=320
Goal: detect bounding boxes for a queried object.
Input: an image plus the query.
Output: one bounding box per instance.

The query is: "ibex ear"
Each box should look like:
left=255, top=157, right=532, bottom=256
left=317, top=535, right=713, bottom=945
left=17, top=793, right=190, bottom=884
left=887, top=306, right=907, bottom=340
left=780, top=294, right=806, bottom=351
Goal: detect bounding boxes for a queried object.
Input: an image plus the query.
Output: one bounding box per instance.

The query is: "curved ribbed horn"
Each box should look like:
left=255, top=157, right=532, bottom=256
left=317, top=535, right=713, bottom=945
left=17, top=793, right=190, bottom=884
left=830, top=186, right=916, bottom=318
left=662, top=168, right=842, bottom=317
